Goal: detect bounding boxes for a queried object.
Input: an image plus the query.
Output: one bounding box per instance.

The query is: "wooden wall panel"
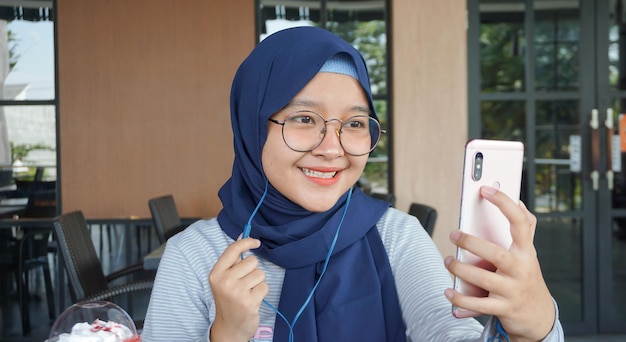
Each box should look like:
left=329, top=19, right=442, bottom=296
left=392, top=0, right=468, bottom=257
left=56, top=0, right=255, bottom=219
left=55, top=0, right=469, bottom=259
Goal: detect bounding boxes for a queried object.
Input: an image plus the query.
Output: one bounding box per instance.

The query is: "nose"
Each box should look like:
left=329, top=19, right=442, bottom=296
left=313, top=121, right=344, bottom=157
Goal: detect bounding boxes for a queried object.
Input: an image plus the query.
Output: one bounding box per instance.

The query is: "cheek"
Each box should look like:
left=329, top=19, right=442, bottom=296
left=260, top=144, right=275, bottom=176
left=350, top=156, right=368, bottom=174
left=261, top=138, right=292, bottom=179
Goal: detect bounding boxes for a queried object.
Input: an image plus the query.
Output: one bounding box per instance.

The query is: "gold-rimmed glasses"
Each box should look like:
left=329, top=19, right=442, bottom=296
left=268, top=110, right=384, bottom=156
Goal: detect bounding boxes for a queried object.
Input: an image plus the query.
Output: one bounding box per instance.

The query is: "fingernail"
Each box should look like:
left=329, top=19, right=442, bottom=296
left=450, top=230, right=461, bottom=242
left=444, top=289, right=454, bottom=299
left=444, top=256, right=454, bottom=266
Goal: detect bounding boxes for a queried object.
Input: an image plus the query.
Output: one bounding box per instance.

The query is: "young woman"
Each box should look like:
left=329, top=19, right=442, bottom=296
left=142, top=26, right=563, bottom=342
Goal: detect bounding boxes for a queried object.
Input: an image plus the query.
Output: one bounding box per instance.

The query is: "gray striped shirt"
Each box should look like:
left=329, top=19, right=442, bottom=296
left=142, top=207, right=563, bottom=341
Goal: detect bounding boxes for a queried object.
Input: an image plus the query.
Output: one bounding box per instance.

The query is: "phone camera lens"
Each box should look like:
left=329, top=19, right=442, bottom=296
left=473, top=152, right=483, bottom=181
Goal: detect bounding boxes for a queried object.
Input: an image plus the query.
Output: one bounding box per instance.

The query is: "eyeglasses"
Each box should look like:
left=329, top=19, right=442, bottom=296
left=268, top=110, right=384, bottom=156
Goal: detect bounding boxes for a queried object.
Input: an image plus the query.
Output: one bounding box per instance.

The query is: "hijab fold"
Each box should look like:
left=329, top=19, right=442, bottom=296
left=218, top=26, right=406, bottom=341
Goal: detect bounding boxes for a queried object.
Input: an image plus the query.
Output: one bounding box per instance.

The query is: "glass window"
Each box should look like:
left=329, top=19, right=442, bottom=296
left=480, top=100, right=526, bottom=142
left=0, top=1, right=56, bottom=216
left=609, top=0, right=626, bottom=91
left=534, top=9, right=580, bottom=91
left=479, top=1, right=526, bottom=93
left=257, top=0, right=390, bottom=194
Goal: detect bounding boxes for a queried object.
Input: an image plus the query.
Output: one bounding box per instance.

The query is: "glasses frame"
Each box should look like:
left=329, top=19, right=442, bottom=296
left=268, top=110, right=385, bottom=156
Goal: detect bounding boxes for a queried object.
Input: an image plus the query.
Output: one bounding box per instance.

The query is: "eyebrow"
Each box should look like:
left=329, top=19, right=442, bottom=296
left=284, top=99, right=371, bottom=115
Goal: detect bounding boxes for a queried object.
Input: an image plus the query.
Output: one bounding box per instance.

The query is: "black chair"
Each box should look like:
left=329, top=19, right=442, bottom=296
left=52, top=211, right=153, bottom=327
left=17, top=228, right=56, bottom=336
left=148, top=195, right=185, bottom=245
left=10, top=181, right=58, bottom=336
left=33, top=166, right=46, bottom=182
left=0, top=227, right=55, bottom=336
left=0, top=167, right=12, bottom=187
left=408, top=202, right=438, bottom=236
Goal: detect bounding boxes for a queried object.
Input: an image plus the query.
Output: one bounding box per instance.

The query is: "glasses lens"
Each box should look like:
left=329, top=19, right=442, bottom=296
left=281, top=112, right=382, bottom=156
left=340, top=116, right=381, bottom=155
left=281, top=111, right=326, bottom=152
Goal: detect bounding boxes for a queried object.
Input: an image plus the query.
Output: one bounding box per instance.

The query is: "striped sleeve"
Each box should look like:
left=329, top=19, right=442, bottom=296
left=377, top=208, right=485, bottom=341
left=142, top=218, right=227, bottom=342
left=142, top=218, right=286, bottom=342
left=379, top=208, right=563, bottom=342
left=142, top=210, right=564, bottom=342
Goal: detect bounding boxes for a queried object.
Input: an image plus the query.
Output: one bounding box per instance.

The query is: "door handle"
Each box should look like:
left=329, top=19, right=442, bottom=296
left=590, top=109, right=600, bottom=191
left=605, top=108, right=614, bottom=191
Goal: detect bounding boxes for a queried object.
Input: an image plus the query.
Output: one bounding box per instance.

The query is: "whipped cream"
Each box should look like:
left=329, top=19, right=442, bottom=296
left=57, top=319, right=137, bottom=342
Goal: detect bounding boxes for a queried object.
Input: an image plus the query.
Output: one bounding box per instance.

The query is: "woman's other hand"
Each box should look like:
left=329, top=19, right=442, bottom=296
left=209, top=237, right=269, bottom=342
left=444, top=186, right=555, bottom=342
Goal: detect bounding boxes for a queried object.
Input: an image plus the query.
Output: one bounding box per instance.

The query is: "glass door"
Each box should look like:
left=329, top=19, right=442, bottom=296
left=469, top=0, right=626, bottom=334
left=599, top=0, right=626, bottom=333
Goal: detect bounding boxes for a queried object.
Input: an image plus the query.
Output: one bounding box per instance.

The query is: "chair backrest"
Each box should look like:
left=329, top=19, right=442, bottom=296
left=23, top=180, right=57, bottom=218
left=53, top=210, right=108, bottom=302
left=33, top=166, right=45, bottom=182
left=148, top=195, right=183, bottom=244
left=19, top=228, right=52, bottom=263
left=408, top=202, right=438, bottom=236
left=0, top=168, right=12, bottom=187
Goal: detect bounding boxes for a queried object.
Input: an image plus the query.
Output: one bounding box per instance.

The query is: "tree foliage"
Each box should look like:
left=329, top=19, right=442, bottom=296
left=10, top=142, right=55, bottom=163
left=329, top=19, right=388, bottom=189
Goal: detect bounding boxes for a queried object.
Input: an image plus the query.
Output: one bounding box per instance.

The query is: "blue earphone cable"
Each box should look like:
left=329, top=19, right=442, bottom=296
left=487, top=318, right=510, bottom=342
left=242, top=179, right=269, bottom=240
left=240, top=181, right=353, bottom=342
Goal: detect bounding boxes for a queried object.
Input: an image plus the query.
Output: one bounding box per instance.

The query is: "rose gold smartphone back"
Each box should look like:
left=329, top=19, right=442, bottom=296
left=452, top=139, right=524, bottom=318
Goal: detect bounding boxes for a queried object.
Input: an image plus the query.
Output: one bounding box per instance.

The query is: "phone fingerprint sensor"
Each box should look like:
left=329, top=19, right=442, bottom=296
left=492, top=181, right=501, bottom=189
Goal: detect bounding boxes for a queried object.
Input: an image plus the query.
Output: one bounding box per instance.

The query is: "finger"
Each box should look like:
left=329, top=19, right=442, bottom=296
left=480, top=186, right=534, bottom=250
left=445, top=255, right=507, bottom=295
left=451, top=230, right=514, bottom=271
left=212, top=238, right=261, bottom=273
left=242, top=268, right=267, bottom=293
left=518, top=201, right=537, bottom=237
left=228, top=254, right=261, bottom=280
left=250, top=281, right=269, bottom=303
left=445, top=288, right=508, bottom=317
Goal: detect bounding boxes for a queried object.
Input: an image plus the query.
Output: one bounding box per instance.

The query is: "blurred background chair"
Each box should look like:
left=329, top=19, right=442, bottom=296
left=0, top=167, right=13, bottom=194
left=2, top=178, right=58, bottom=336
left=0, top=227, right=55, bottom=337
left=408, top=202, right=438, bottom=236
left=148, top=194, right=186, bottom=245
left=53, top=210, right=154, bottom=329
left=16, top=228, right=55, bottom=336
left=370, top=192, right=396, bottom=207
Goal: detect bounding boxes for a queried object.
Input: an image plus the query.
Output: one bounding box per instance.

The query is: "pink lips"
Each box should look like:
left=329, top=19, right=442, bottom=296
left=301, top=167, right=342, bottom=186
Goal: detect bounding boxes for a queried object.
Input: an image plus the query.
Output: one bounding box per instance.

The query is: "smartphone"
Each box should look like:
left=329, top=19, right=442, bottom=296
left=452, top=139, right=524, bottom=318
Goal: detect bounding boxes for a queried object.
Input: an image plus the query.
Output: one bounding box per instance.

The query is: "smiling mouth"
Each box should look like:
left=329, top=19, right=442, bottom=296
left=301, top=167, right=338, bottom=179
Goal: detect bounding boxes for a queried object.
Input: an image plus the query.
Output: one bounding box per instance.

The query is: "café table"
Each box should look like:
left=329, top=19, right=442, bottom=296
left=143, top=243, right=166, bottom=270
left=141, top=218, right=197, bottom=270
left=0, top=197, right=28, bottom=218
left=0, top=217, right=59, bottom=316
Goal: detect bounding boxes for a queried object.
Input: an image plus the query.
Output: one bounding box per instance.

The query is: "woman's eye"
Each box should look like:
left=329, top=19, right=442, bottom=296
left=298, top=116, right=313, bottom=124
left=345, top=119, right=366, bottom=129
left=289, top=114, right=316, bottom=125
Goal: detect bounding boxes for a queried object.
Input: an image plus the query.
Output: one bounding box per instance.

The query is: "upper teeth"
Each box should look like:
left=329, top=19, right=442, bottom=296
left=302, top=168, right=337, bottom=178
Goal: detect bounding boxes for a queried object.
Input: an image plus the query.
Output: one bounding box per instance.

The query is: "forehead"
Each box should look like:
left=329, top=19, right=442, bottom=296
left=279, top=72, right=370, bottom=116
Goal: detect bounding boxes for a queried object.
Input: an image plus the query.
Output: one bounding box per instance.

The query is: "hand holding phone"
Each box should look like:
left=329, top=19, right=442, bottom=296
left=452, top=139, right=524, bottom=318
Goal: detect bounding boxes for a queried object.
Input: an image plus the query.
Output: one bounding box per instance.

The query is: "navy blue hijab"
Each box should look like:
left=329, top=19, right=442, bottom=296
left=217, top=26, right=406, bottom=341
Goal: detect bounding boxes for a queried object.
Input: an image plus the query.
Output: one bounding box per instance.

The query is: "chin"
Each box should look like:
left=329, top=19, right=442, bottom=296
left=305, top=203, right=336, bottom=213
left=298, top=194, right=344, bottom=212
